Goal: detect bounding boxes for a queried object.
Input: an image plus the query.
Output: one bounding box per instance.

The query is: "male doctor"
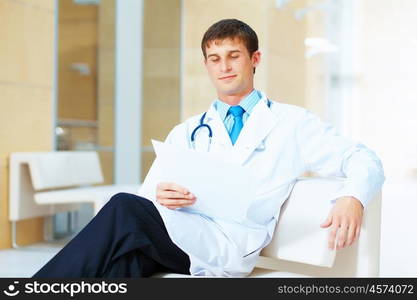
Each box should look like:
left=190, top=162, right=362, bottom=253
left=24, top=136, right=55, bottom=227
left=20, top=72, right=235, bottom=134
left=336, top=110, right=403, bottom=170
left=33, top=19, right=384, bottom=278
left=143, top=18, right=384, bottom=276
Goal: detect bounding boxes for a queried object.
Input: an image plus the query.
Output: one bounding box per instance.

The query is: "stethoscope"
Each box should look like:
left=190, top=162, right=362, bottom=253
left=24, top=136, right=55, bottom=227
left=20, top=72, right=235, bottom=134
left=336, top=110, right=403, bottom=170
left=190, top=96, right=273, bottom=151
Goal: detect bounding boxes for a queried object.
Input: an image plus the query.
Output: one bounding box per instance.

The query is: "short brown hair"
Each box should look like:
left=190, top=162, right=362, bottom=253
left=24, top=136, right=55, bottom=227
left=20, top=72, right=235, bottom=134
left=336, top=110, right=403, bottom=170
left=201, top=19, right=259, bottom=59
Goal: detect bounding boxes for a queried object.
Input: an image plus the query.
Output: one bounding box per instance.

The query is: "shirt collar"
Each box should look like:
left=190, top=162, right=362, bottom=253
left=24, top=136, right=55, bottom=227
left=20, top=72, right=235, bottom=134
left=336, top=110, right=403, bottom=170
left=215, top=89, right=261, bottom=121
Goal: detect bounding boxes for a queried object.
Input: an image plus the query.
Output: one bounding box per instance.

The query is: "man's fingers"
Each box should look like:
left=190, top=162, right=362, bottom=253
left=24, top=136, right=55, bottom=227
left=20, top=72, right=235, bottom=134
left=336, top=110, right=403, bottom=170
left=355, top=226, right=361, bottom=242
left=346, top=223, right=357, bottom=246
left=160, top=198, right=195, bottom=205
left=156, top=182, right=197, bottom=210
left=158, top=196, right=196, bottom=210
left=323, top=196, right=364, bottom=250
left=159, top=190, right=195, bottom=200
left=158, top=182, right=189, bottom=194
left=320, top=214, right=332, bottom=228
left=336, top=221, right=349, bottom=249
left=328, top=220, right=339, bottom=250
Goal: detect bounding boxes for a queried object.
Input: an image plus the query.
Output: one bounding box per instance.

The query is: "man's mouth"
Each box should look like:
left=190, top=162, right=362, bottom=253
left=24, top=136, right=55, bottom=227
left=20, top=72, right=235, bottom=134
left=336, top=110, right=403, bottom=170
left=218, top=75, right=237, bottom=80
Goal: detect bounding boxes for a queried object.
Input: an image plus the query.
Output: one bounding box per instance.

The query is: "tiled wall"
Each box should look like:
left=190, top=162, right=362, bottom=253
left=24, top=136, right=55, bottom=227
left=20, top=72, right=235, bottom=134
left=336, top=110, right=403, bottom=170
left=141, top=0, right=181, bottom=180
left=0, top=0, right=55, bottom=248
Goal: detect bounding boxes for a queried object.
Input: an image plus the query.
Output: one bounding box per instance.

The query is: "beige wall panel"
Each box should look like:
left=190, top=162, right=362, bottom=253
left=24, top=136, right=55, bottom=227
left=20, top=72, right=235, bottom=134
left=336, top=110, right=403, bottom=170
left=141, top=151, right=156, bottom=183
left=143, top=49, right=180, bottom=79
left=144, top=0, right=181, bottom=49
left=0, top=0, right=54, bottom=87
left=58, top=20, right=97, bottom=120
left=59, top=0, right=97, bottom=22
left=183, top=49, right=206, bottom=80
left=97, top=50, right=114, bottom=107
left=266, top=1, right=307, bottom=57
left=253, top=62, right=268, bottom=94
left=97, top=104, right=114, bottom=147
left=142, top=77, right=180, bottom=104
left=142, top=78, right=180, bottom=145
left=0, top=157, right=11, bottom=247
left=15, top=217, right=44, bottom=246
left=183, top=0, right=268, bottom=49
left=98, top=151, right=113, bottom=185
left=0, top=86, right=53, bottom=151
left=22, top=0, right=54, bottom=11
left=181, top=48, right=219, bottom=118
left=97, top=46, right=114, bottom=147
left=182, top=76, right=216, bottom=119
left=98, top=0, right=115, bottom=50
left=267, top=54, right=306, bottom=107
left=0, top=85, right=53, bottom=248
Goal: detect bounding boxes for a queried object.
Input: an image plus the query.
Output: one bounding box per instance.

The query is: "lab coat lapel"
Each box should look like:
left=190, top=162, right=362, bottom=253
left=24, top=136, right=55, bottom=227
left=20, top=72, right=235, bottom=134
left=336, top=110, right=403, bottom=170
left=205, top=104, right=234, bottom=150
left=233, top=99, right=278, bottom=165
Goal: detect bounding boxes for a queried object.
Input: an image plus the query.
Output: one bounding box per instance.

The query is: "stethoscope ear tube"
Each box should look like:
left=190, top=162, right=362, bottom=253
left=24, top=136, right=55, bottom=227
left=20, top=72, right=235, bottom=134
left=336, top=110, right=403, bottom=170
left=190, top=112, right=213, bottom=143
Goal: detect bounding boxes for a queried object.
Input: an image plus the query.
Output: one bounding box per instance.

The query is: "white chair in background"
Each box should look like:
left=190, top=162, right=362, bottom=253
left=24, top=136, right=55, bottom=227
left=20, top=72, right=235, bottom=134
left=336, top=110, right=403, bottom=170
left=9, top=151, right=139, bottom=248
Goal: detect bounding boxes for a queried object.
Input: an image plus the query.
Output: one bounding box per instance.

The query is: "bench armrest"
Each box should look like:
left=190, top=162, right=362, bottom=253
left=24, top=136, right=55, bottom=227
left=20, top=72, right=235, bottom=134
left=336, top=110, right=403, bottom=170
left=259, top=177, right=381, bottom=277
left=261, top=178, right=341, bottom=267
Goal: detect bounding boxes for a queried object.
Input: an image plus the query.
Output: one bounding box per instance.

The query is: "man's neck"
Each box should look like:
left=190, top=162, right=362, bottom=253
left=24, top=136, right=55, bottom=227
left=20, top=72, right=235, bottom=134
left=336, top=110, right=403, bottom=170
left=218, top=88, right=254, bottom=106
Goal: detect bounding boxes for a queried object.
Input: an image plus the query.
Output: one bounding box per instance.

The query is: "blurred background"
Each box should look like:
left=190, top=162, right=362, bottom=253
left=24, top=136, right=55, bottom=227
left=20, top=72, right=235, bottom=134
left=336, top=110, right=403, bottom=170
left=0, top=0, right=416, bottom=277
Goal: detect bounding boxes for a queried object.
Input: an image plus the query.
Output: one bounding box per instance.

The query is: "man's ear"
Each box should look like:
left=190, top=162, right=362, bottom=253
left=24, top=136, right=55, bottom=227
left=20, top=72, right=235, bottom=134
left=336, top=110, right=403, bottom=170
left=252, top=50, right=261, bottom=68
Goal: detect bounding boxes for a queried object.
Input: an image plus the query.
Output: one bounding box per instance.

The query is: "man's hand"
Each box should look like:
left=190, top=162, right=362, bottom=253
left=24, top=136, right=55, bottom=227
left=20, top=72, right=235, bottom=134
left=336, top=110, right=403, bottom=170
left=320, top=196, right=364, bottom=250
left=156, top=182, right=196, bottom=210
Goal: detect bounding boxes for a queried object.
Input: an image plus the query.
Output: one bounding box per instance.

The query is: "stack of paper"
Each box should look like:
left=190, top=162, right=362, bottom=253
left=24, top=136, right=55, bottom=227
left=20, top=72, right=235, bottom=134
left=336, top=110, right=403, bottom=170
left=143, top=140, right=255, bottom=223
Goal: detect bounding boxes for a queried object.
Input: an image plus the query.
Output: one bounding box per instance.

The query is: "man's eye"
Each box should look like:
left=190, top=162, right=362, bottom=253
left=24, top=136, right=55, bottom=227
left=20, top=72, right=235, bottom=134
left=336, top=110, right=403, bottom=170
left=210, top=58, right=219, bottom=62
left=231, top=55, right=239, bottom=59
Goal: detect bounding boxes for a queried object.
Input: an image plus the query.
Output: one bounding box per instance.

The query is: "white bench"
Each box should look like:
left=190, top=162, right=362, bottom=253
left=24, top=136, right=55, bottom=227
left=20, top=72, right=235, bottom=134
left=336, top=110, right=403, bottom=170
left=9, top=151, right=139, bottom=248
left=154, top=178, right=382, bottom=277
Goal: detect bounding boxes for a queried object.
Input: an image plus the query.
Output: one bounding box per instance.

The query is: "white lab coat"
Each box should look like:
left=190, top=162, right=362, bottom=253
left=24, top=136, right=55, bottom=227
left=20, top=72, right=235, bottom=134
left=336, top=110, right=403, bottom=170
left=137, top=90, right=385, bottom=277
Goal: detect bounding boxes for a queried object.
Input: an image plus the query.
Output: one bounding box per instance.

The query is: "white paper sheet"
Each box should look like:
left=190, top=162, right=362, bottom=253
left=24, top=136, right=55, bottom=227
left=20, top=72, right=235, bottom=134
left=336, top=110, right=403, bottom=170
left=147, top=140, right=255, bottom=223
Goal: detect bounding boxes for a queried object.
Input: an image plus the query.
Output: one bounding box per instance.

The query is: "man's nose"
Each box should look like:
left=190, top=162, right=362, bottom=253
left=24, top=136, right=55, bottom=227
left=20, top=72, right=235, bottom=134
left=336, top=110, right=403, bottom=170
left=220, top=59, right=231, bottom=72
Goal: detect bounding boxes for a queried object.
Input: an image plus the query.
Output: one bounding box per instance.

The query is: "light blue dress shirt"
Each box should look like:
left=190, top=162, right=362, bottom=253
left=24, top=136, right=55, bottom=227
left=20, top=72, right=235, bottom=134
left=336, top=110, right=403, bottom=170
left=214, top=89, right=261, bottom=134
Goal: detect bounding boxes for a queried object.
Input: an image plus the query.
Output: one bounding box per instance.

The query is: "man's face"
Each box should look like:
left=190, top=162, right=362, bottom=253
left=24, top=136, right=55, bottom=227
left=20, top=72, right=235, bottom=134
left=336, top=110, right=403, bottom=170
left=204, top=38, right=260, bottom=99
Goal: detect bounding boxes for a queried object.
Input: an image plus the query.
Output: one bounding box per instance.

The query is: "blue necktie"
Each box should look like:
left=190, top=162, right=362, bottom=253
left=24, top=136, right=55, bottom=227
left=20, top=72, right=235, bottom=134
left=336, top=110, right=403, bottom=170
left=228, top=106, right=245, bottom=145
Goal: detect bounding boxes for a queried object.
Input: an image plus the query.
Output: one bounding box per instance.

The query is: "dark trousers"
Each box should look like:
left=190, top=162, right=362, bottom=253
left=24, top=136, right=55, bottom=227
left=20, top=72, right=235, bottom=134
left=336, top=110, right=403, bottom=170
left=32, top=193, right=191, bottom=278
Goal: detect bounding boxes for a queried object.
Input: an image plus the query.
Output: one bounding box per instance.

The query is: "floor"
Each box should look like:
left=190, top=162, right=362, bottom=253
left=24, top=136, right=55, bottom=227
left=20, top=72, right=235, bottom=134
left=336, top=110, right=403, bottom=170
left=0, top=241, right=65, bottom=278
left=0, top=241, right=307, bottom=278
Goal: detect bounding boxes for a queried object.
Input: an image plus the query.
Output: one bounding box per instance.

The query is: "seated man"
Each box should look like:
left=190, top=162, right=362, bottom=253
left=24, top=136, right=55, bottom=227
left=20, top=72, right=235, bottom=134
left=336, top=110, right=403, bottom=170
left=33, top=19, right=384, bottom=278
